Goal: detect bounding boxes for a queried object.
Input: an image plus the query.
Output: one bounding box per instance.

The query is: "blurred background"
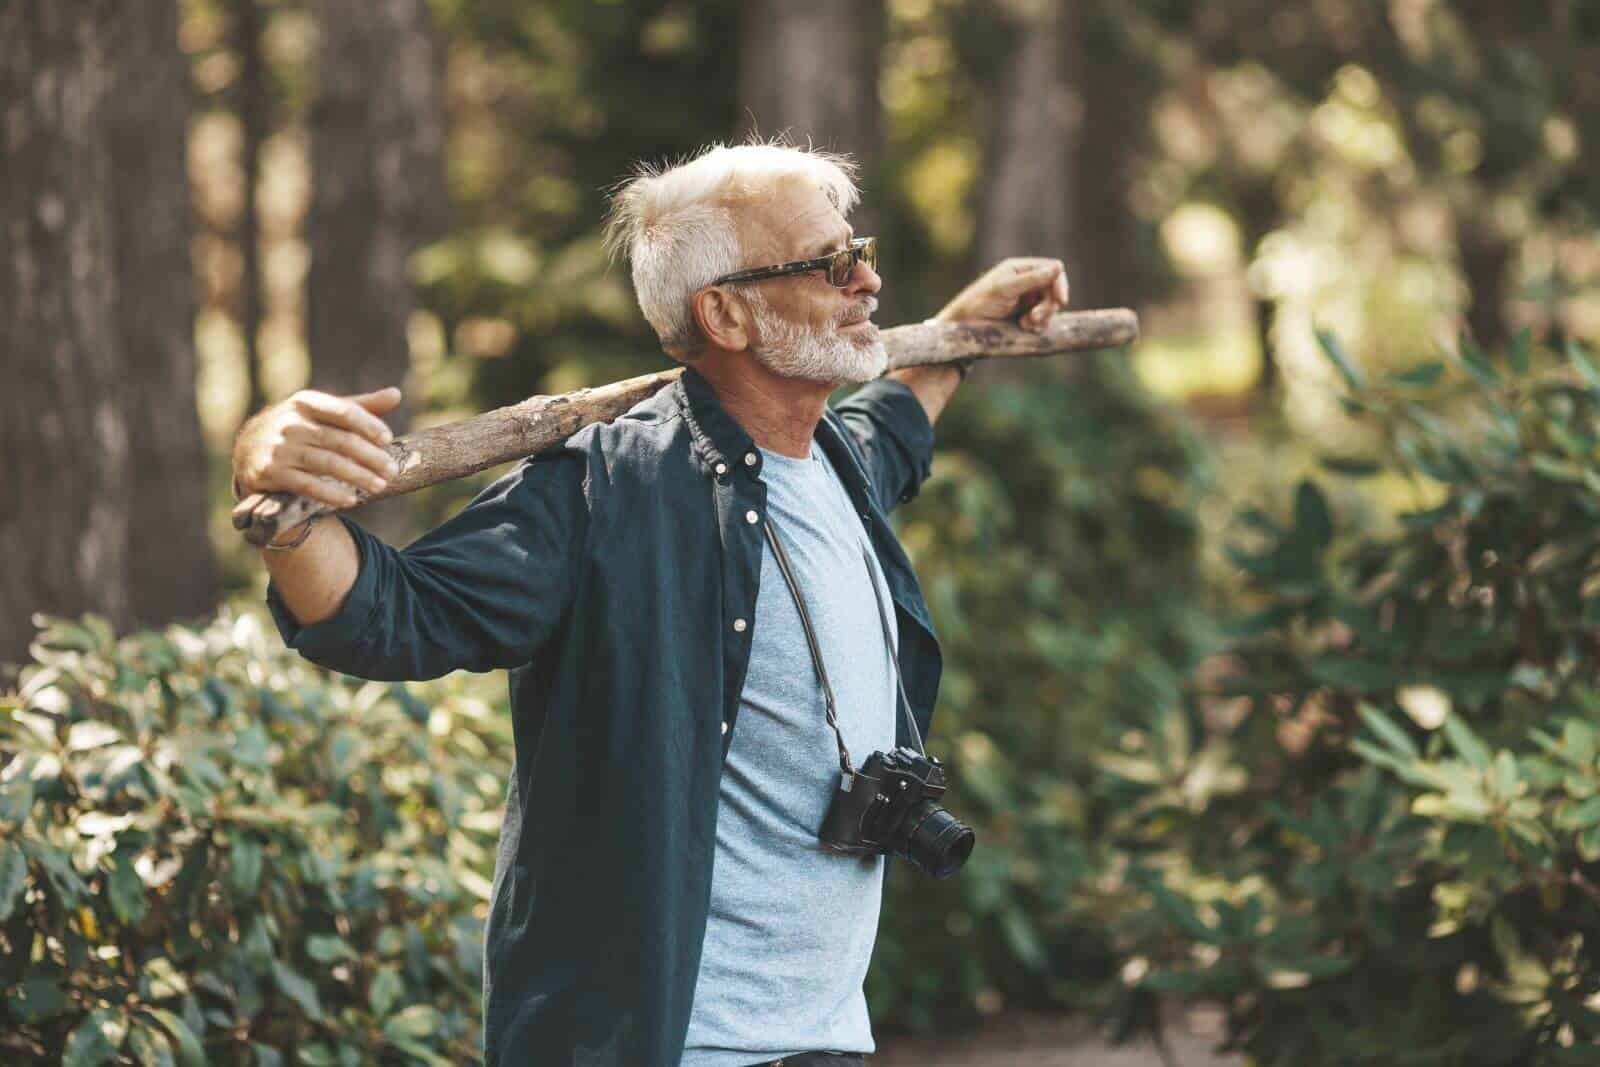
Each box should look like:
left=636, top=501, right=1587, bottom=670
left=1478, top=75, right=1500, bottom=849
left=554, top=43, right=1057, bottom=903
left=5, top=1, right=1600, bottom=1063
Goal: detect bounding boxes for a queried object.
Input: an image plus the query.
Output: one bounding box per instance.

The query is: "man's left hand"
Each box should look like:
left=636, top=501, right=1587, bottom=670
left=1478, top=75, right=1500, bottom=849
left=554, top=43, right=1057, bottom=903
left=934, top=257, right=1070, bottom=332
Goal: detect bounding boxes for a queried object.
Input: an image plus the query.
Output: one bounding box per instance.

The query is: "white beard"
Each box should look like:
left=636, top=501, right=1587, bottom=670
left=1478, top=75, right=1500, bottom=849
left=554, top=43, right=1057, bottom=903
left=744, top=290, right=888, bottom=385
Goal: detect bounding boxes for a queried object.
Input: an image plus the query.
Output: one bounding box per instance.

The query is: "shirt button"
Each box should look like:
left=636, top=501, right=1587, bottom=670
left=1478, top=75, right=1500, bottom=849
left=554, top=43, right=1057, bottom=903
left=722, top=720, right=729, bottom=735
left=744, top=452, right=758, bottom=467
left=733, top=618, right=747, bottom=632
left=745, top=509, right=759, bottom=524
left=714, top=461, right=727, bottom=476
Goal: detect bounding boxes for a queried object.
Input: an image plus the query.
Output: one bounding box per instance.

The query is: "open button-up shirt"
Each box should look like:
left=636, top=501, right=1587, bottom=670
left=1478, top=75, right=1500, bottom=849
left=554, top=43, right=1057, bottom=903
left=266, top=364, right=944, bottom=1066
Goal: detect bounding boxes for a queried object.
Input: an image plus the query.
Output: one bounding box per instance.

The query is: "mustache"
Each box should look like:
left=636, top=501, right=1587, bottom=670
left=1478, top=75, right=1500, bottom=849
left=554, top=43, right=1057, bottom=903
left=836, top=297, right=878, bottom=327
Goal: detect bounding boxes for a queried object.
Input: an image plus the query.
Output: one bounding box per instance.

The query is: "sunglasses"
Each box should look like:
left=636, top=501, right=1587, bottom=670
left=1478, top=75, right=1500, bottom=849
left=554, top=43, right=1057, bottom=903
left=711, top=236, right=878, bottom=289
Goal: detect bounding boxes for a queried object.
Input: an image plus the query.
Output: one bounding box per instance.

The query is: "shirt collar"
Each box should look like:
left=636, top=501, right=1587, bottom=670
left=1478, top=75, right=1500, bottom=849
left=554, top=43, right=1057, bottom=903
left=674, top=363, right=865, bottom=488
left=675, top=363, right=766, bottom=481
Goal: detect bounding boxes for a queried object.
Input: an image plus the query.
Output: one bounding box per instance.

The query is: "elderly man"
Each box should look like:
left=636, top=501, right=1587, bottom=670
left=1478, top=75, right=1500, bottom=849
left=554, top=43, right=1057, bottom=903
left=233, top=141, right=1067, bottom=1067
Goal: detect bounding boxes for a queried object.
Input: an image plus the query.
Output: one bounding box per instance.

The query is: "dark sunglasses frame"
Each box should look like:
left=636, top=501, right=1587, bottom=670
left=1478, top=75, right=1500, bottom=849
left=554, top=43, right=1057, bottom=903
left=710, top=236, right=877, bottom=289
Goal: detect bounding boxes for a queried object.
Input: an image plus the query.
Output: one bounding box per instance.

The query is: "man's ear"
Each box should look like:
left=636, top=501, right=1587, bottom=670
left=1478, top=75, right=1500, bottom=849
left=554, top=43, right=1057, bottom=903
left=692, top=286, right=753, bottom=353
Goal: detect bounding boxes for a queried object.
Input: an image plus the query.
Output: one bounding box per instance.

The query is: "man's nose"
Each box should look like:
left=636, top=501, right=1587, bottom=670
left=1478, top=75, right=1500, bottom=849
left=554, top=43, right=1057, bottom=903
left=846, top=257, right=881, bottom=297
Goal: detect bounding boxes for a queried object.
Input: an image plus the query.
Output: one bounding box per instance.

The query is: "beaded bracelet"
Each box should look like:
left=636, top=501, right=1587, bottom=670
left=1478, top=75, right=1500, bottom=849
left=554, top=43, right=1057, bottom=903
left=263, top=515, right=321, bottom=552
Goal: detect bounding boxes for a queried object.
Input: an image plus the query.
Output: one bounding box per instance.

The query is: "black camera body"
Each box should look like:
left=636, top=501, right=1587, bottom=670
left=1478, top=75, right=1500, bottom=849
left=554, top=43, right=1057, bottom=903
left=818, top=746, right=975, bottom=879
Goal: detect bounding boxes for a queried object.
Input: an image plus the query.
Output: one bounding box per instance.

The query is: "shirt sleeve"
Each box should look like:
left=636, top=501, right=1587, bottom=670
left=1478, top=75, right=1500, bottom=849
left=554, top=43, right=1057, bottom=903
left=265, top=451, right=588, bottom=680
left=831, top=377, right=936, bottom=515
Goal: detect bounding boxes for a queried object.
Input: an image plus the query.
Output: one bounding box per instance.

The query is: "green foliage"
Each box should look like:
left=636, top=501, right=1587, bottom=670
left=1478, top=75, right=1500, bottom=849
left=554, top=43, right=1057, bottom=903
left=0, top=611, right=510, bottom=1064
left=870, top=356, right=1218, bottom=1032
left=1103, top=336, right=1600, bottom=1062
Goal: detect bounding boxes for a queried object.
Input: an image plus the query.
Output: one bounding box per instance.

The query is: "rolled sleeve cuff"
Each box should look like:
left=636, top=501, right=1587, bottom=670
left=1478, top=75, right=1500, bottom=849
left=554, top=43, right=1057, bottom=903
left=850, top=376, right=936, bottom=504
left=265, top=514, right=382, bottom=659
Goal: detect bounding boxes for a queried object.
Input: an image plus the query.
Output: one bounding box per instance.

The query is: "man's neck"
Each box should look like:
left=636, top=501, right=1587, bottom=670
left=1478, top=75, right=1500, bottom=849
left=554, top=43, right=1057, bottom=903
left=693, top=357, right=833, bottom=459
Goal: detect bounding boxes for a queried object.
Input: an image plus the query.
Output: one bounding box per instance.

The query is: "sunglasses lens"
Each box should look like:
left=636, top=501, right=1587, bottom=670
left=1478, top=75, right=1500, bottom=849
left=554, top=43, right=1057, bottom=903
left=828, top=249, right=852, bottom=286
left=860, top=238, right=876, bottom=273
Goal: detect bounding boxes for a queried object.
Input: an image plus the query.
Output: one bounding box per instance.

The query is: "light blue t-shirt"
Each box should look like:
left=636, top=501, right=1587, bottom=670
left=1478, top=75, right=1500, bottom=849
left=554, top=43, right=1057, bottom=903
left=680, top=439, right=901, bottom=1066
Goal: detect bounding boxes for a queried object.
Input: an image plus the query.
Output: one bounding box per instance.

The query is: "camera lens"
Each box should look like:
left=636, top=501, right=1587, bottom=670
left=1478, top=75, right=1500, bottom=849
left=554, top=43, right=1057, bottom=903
left=904, top=802, right=975, bottom=879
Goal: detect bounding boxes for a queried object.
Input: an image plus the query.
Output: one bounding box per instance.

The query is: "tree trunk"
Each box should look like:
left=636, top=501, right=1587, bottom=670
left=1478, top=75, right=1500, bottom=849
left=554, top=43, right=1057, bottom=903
left=233, top=0, right=269, bottom=419
left=977, top=1, right=1081, bottom=379
left=737, top=0, right=886, bottom=240
left=305, top=0, right=447, bottom=537
left=0, top=1, right=130, bottom=667
left=106, top=0, right=221, bottom=629
left=1458, top=216, right=1511, bottom=352
left=979, top=1, right=1078, bottom=267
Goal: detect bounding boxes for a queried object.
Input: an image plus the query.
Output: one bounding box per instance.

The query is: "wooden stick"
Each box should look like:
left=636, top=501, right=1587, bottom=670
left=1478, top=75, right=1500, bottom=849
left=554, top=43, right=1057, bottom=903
left=232, top=307, right=1138, bottom=545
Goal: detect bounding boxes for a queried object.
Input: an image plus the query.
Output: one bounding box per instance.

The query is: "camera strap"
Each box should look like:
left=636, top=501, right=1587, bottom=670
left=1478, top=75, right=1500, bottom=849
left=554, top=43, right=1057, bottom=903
left=761, top=517, right=927, bottom=778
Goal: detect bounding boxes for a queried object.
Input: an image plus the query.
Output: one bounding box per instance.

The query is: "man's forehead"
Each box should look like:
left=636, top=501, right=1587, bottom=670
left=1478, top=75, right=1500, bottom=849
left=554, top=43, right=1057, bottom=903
left=738, top=176, right=850, bottom=258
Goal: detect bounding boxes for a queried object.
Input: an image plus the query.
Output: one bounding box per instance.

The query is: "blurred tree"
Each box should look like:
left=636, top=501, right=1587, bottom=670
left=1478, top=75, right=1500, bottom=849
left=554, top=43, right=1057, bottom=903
left=307, top=0, right=446, bottom=424
left=0, top=1, right=131, bottom=667
left=1068, top=5, right=1163, bottom=313
left=111, top=0, right=221, bottom=628
left=738, top=0, right=884, bottom=158
left=231, top=0, right=269, bottom=418
left=976, top=0, right=1077, bottom=273
left=738, top=0, right=886, bottom=241
left=306, top=0, right=447, bottom=536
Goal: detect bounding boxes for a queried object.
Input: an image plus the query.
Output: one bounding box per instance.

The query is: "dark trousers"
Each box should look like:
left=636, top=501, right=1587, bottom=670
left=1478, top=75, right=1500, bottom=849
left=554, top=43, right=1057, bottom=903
left=739, top=1054, right=867, bottom=1067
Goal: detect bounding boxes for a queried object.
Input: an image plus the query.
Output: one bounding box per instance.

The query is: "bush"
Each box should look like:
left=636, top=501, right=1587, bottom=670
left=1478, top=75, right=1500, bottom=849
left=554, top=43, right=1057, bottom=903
left=872, top=356, right=1218, bottom=1033
left=1102, top=333, right=1600, bottom=1064
left=0, top=609, right=510, bottom=1065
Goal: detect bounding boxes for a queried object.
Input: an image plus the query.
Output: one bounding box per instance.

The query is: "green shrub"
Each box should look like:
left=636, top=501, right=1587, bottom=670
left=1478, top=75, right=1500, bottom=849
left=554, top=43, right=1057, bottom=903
left=1103, top=332, right=1600, bottom=1064
left=0, top=609, right=510, bottom=1065
left=872, top=356, right=1218, bottom=1033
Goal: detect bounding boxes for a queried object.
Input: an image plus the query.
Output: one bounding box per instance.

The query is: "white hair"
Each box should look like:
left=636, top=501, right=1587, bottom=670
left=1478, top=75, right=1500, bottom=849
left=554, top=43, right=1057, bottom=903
left=602, top=139, right=861, bottom=360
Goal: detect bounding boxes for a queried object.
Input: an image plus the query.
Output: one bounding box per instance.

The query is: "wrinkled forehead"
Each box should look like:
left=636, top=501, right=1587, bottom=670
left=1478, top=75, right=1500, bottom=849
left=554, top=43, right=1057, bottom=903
left=726, top=173, right=850, bottom=263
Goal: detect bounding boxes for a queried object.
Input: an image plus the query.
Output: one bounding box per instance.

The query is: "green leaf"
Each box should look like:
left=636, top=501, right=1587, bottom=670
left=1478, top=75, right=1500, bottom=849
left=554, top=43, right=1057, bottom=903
left=0, top=841, right=27, bottom=921
left=997, top=909, right=1048, bottom=972
left=1142, top=875, right=1220, bottom=944
left=1457, top=331, right=1499, bottom=385
left=383, top=1003, right=443, bottom=1042
left=142, top=1008, right=205, bottom=1067
left=1442, top=714, right=1492, bottom=770
left=0, top=775, right=34, bottom=823
left=306, top=934, right=356, bottom=963
left=1357, top=703, right=1419, bottom=759
left=1531, top=456, right=1586, bottom=484
left=1490, top=751, right=1520, bottom=799
left=1319, top=454, right=1382, bottom=477
left=1566, top=339, right=1600, bottom=389
left=384, top=1038, right=454, bottom=1067
left=67, top=721, right=122, bottom=751
left=298, top=1045, right=336, bottom=1067
left=271, top=959, right=323, bottom=1020
left=1294, top=480, right=1332, bottom=548
left=108, top=853, right=148, bottom=924
left=7, top=975, right=67, bottom=1022
left=1388, top=361, right=1445, bottom=387
left=229, top=839, right=263, bottom=896
left=127, top=1021, right=176, bottom=1067
left=64, top=1008, right=124, bottom=1067
left=1315, top=329, right=1365, bottom=390
left=142, top=957, right=189, bottom=1001
left=1508, top=327, right=1532, bottom=374
left=368, top=964, right=403, bottom=1017
left=1559, top=795, right=1600, bottom=830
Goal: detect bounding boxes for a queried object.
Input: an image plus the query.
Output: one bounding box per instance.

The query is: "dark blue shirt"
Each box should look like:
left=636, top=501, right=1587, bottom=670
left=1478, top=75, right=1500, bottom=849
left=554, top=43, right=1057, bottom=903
left=266, top=365, right=944, bottom=1066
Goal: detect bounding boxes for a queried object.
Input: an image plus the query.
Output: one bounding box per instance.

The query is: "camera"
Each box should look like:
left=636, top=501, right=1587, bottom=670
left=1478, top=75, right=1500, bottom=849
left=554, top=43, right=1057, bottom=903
left=818, top=746, right=975, bottom=878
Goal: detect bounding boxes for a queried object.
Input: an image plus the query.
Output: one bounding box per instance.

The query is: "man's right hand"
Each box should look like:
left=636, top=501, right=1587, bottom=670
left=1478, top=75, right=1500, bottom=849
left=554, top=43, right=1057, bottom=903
left=232, top=386, right=403, bottom=510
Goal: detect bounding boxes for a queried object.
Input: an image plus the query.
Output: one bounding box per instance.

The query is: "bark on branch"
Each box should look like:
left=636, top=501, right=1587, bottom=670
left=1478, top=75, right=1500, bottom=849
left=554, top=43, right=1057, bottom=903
left=232, top=307, right=1137, bottom=545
